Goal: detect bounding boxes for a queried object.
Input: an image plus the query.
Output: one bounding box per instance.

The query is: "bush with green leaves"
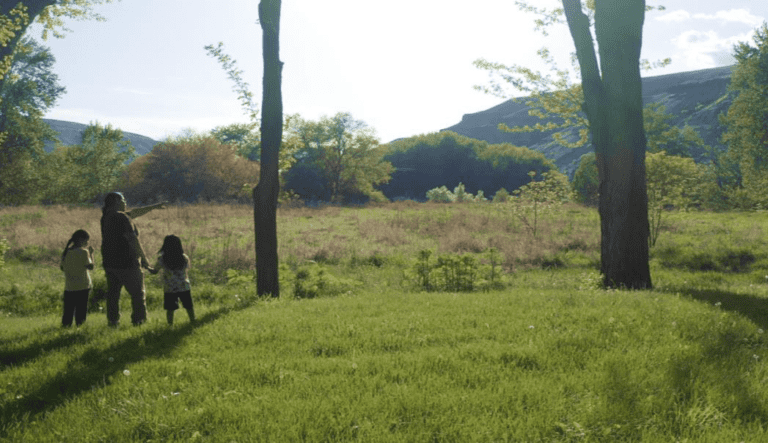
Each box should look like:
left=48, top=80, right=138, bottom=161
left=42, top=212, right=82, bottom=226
left=509, top=170, right=571, bottom=238
left=572, top=152, right=599, bottom=206
left=646, top=151, right=701, bottom=247
left=0, top=238, right=9, bottom=268
left=425, top=182, right=487, bottom=203
left=408, top=248, right=507, bottom=292
left=492, top=187, right=511, bottom=203
left=292, top=264, right=361, bottom=299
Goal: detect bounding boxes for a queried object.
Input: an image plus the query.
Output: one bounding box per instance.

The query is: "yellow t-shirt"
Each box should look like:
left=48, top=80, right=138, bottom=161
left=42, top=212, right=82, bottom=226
left=61, top=248, right=93, bottom=292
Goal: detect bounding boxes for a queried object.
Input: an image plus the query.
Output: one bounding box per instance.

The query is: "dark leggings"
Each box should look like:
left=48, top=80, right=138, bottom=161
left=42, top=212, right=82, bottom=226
left=63, top=289, right=90, bottom=327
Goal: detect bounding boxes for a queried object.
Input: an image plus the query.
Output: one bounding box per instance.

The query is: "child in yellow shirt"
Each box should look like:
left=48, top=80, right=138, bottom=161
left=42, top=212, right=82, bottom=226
left=60, top=229, right=94, bottom=327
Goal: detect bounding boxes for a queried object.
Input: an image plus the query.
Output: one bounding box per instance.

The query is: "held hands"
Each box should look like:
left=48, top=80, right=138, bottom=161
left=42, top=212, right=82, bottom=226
left=141, top=257, right=158, bottom=274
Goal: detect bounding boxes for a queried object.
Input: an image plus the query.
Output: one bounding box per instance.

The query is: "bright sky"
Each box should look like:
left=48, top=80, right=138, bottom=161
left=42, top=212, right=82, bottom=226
left=27, top=0, right=768, bottom=143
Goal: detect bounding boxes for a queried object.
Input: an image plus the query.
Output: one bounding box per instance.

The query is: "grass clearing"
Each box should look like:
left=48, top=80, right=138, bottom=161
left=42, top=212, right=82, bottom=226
left=2, top=203, right=768, bottom=441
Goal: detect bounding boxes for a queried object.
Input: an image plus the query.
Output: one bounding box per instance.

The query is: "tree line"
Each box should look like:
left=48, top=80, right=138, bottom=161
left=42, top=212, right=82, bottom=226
left=2, top=24, right=768, bottom=211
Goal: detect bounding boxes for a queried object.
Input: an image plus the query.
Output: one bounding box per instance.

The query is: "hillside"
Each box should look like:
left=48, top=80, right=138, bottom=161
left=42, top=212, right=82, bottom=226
left=443, top=65, right=734, bottom=176
left=42, top=119, right=159, bottom=157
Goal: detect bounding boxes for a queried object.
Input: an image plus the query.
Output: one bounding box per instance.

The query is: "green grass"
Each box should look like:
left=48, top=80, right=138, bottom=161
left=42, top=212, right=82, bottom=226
left=2, top=203, right=768, bottom=441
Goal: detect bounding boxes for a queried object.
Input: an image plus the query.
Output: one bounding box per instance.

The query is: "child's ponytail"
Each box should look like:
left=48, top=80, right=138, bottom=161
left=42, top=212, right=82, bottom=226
left=62, top=230, right=91, bottom=263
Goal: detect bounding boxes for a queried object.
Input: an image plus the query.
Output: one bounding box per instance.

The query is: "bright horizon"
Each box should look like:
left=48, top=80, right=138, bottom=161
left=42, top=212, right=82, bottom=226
left=26, top=0, right=768, bottom=143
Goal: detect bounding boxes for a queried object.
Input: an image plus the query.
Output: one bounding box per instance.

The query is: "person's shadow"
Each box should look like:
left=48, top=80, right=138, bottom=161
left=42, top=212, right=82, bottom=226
left=0, top=303, right=250, bottom=432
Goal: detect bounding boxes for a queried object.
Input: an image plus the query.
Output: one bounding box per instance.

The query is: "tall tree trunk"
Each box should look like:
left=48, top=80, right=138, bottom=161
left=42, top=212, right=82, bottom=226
left=563, top=0, right=652, bottom=289
left=254, top=0, right=282, bottom=297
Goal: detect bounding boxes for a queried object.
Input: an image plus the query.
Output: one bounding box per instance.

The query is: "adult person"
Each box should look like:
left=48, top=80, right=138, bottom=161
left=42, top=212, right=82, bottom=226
left=100, top=192, right=165, bottom=326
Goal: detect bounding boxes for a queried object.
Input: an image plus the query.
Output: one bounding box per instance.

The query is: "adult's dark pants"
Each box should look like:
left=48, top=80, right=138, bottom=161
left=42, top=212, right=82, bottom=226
left=104, top=267, right=147, bottom=326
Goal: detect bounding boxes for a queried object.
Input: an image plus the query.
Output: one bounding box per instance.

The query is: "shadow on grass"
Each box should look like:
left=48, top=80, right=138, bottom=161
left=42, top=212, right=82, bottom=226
left=669, top=286, right=768, bottom=331
left=0, top=302, right=253, bottom=434
left=659, top=285, right=768, bottom=424
left=0, top=325, right=90, bottom=371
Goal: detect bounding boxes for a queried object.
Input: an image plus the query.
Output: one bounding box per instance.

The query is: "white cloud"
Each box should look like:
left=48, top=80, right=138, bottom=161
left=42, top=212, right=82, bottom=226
left=112, top=87, right=153, bottom=96
left=693, top=9, right=765, bottom=27
left=656, top=10, right=692, bottom=23
left=670, top=29, right=744, bottom=70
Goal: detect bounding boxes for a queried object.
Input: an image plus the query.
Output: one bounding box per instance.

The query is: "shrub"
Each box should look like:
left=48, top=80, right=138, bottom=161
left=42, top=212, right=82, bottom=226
left=492, top=188, right=511, bottom=203
left=407, top=248, right=508, bottom=292
left=124, top=136, right=260, bottom=203
left=0, top=238, right=8, bottom=269
left=425, top=182, right=487, bottom=203
left=292, top=264, right=360, bottom=299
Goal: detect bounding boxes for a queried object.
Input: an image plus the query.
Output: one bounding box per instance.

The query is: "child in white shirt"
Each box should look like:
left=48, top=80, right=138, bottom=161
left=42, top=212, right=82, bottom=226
left=149, top=235, right=195, bottom=325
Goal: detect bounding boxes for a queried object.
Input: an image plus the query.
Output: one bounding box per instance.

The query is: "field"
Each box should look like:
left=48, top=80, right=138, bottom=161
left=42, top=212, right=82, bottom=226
left=2, top=202, right=768, bottom=441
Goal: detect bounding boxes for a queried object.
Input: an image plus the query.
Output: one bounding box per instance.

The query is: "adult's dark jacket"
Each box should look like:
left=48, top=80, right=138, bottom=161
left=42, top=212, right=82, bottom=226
left=101, top=211, right=139, bottom=269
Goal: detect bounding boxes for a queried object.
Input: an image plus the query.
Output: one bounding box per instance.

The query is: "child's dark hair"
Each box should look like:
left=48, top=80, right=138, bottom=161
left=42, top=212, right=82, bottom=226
left=159, top=235, right=186, bottom=271
left=62, top=229, right=90, bottom=262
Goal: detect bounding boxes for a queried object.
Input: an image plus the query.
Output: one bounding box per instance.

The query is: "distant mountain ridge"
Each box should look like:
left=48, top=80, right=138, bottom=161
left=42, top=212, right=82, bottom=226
left=41, top=65, right=734, bottom=176
left=42, top=119, right=159, bottom=157
left=443, top=65, right=734, bottom=176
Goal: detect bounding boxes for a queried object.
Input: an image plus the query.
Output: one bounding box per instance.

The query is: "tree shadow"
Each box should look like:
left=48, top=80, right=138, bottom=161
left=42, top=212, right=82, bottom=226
left=667, top=286, right=768, bottom=331
left=0, top=303, right=248, bottom=431
left=658, top=285, right=768, bottom=424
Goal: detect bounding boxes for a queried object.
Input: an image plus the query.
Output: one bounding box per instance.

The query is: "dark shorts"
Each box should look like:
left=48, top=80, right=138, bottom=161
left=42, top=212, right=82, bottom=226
left=164, top=290, right=193, bottom=311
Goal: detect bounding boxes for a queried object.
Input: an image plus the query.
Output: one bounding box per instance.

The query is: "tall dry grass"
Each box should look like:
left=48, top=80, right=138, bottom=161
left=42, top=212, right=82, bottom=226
left=1, top=201, right=601, bottom=277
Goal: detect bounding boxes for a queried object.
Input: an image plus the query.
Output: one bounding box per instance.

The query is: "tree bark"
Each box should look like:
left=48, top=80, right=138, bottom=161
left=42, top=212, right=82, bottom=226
left=563, top=0, right=652, bottom=289
left=254, top=0, right=282, bottom=297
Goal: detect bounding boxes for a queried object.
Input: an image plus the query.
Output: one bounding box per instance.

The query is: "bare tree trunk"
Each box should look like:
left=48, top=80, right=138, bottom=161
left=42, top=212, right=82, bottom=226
left=254, top=0, right=282, bottom=297
left=563, top=0, right=652, bottom=289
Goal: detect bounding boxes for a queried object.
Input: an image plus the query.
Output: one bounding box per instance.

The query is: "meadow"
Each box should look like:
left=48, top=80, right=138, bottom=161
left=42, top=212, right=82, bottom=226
left=2, top=201, right=768, bottom=441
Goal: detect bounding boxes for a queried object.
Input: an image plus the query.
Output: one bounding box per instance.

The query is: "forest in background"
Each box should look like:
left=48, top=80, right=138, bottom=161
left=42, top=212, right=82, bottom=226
left=1, top=15, right=767, bottom=211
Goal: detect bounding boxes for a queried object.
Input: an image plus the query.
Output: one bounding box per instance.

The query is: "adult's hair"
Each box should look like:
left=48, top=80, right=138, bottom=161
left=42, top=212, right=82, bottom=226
left=62, top=229, right=90, bottom=262
left=159, top=234, right=186, bottom=271
left=102, top=192, right=125, bottom=215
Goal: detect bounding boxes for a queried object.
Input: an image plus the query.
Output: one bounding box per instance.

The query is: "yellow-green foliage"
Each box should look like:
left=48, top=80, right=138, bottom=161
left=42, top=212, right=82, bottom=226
left=646, top=151, right=700, bottom=247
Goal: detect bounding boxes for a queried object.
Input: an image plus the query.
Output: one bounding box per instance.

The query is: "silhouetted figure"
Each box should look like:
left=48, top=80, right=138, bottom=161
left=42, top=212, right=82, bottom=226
left=100, top=192, right=164, bottom=326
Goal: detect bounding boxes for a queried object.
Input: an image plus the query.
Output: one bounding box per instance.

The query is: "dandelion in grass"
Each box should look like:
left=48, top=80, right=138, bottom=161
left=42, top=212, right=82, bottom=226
left=759, top=329, right=764, bottom=335
left=754, top=355, right=760, bottom=361
left=123, top=369, right=130, bottom=376
left=529, top=325, right=535, bottom=329
left=715, top=302, right=722, bottom=307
